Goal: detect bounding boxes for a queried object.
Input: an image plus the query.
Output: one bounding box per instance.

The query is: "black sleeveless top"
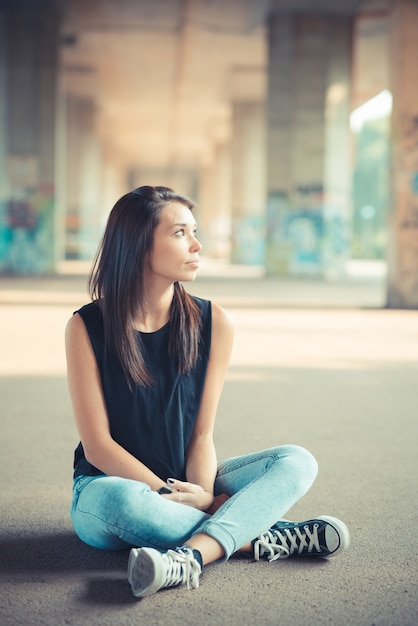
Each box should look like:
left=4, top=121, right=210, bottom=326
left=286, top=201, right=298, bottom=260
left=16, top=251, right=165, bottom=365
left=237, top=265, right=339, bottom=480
left=73, top=296, right=212, bottom=482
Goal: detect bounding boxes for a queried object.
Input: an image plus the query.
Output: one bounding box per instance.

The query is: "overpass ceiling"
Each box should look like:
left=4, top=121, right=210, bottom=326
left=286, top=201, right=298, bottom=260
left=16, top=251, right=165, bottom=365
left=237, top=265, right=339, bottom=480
left=60, top=0, right=388, bottom=170
left=61, top=0, right=267, bottom=169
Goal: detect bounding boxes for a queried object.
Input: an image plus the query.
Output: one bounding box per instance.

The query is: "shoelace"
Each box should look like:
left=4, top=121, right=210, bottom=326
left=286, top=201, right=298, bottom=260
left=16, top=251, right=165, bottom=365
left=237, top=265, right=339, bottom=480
left=162, top=548, right=201, bottom=590
left=254, top=523, right=321, bottom=562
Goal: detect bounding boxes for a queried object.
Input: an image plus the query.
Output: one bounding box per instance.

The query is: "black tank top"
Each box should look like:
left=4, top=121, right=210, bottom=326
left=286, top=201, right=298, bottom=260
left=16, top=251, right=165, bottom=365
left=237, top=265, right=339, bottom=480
left=73, top=296, right=212, bottom=482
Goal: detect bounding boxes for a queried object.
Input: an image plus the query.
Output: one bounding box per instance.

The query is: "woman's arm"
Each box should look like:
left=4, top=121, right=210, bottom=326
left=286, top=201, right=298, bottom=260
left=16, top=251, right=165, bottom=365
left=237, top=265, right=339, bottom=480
left=184, top=303, right=234, bottom=502
left=65, top=313, right=166, bottom=491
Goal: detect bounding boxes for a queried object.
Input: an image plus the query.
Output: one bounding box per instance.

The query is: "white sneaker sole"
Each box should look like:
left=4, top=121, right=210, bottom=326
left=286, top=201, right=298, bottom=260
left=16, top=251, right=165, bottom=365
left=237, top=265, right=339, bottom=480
left=128, top=547, right=165, bottom=598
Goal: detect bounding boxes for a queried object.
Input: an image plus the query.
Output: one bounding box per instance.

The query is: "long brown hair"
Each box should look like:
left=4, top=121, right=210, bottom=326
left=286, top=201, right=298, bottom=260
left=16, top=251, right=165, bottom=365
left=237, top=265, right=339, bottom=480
left=89, top=185, right=202, bottom=387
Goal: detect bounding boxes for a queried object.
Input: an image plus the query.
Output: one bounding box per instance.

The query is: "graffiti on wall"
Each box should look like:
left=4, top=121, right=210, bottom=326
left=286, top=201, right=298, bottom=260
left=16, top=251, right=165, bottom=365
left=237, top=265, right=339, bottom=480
left=1, top=190, right=54, bottom=274
left=265, top=183, right=348, bottom=276
left=400, top=114, right=418, bottom=169
left=401, top=114, right=418, bottom=229
left=231, top=215, right=265, bottom=265
left=265, top=190, right=292, bottom=274
left=265, top=189, right=324, bottom=274
left=401, top=172, right=418, bottom=230
left=0, top=157, right=54, bottom=273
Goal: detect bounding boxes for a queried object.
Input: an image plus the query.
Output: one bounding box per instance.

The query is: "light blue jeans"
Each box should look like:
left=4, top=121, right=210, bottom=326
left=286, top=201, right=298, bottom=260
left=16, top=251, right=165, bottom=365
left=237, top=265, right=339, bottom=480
left=71, top=444, right=318, bottom=560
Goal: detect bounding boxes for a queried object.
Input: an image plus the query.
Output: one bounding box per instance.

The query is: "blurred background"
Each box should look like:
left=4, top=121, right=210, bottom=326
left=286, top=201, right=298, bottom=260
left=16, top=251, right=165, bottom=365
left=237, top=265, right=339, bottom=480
left=0, top=0, right=417, bottom=308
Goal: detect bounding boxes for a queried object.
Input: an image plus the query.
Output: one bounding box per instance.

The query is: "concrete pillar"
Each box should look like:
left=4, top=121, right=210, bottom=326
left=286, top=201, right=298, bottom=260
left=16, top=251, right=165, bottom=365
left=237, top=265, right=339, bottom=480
left=65, top=96, right=102, bottom=260
left=265, top=13, right=353, bottom=276
left=100, top=148, right=127, bottom=230
left=230, top=102, right=266, bottom=265
left=0, top=3, right=60, bottom=273
left=0, top=15, right=8, bottom=265
left=387, top=0, right=418, bottom=308
left=197, top=144, right=231, bottom=260
left=323, top=20, right=353, bottom=278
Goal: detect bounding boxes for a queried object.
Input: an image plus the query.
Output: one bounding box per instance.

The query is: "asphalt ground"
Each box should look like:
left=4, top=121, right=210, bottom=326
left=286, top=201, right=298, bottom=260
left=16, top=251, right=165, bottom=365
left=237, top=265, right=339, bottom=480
left=0, top=270, right=417, bottom=626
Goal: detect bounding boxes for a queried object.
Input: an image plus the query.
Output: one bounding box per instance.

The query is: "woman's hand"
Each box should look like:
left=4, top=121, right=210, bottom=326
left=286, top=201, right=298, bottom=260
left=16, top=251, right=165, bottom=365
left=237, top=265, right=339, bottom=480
left=159, top=478, right=214, bottom=512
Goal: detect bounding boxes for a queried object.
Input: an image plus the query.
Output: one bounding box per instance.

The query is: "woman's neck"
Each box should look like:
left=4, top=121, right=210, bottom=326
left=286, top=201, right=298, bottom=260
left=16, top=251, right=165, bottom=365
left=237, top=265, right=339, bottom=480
left=133, top=284, right=174, bottom=333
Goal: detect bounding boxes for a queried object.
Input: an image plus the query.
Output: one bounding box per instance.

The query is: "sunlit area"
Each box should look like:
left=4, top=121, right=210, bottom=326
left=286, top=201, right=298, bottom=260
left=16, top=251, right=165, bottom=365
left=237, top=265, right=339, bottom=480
left=349, top=89, right=393, bottom=133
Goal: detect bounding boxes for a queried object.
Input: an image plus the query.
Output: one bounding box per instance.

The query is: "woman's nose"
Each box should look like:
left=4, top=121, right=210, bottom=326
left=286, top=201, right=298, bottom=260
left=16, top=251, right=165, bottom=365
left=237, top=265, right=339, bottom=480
left=191, top=236, right=202, bottom=252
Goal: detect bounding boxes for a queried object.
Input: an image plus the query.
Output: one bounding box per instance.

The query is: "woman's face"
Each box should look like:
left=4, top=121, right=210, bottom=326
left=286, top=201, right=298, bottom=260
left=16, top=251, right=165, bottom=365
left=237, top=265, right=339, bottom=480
left=145, top=201, right=202, bottom=285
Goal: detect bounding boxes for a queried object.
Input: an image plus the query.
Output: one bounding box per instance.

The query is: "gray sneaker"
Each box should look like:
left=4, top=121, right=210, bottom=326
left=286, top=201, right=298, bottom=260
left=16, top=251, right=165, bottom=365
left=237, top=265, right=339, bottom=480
left=253, top=515, right=350, bottom=561
left=128, top=546, right=202, bottom=598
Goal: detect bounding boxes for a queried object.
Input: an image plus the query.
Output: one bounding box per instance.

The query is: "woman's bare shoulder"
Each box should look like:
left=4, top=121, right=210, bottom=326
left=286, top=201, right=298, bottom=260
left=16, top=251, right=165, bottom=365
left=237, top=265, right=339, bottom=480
left=65, top=311, right=93, bottom=357
left=65, top=311, right=85, bottom=338
left=210, top=301, right=235, bottom=339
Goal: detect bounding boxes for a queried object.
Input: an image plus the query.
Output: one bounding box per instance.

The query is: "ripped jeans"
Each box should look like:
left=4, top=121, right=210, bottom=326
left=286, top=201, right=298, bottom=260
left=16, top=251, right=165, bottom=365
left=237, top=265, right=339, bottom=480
left=71, top=444, right=318, bottom=560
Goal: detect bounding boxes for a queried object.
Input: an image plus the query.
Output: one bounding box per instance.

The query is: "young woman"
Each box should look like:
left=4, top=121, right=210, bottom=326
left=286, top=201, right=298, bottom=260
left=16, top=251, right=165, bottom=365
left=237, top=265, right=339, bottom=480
left=66, top=185, right=350, bottom=598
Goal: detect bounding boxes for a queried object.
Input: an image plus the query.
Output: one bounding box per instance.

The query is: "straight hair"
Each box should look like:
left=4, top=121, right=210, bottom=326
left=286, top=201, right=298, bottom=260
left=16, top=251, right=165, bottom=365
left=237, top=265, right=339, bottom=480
left=88, top=185, right=202, bottom=387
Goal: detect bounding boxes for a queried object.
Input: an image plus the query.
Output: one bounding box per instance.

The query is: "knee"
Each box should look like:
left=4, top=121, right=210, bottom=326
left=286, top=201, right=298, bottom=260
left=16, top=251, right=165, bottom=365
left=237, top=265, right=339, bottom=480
left=288, top=444, right=318, bottom=487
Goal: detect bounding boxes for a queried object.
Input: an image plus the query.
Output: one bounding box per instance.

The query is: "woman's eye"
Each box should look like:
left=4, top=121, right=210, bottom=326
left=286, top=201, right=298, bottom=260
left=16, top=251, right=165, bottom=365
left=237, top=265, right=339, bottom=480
left=174, top=229, right=185, bottom=237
